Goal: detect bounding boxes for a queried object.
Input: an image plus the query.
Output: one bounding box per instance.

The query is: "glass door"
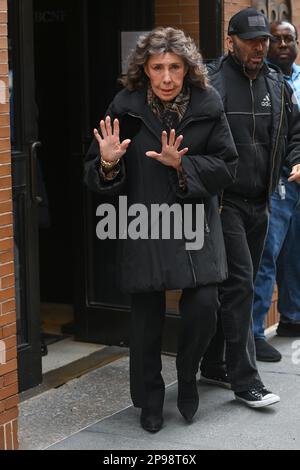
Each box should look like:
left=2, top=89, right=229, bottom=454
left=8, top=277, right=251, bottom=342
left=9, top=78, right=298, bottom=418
left=75, top=1, right=180, bottom=353
left=9, top=0, right=42, bottom=391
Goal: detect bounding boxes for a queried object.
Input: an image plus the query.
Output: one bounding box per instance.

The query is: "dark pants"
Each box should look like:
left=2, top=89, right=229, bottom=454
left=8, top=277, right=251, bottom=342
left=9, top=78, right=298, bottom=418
left=201, top=196, right=269, bottom=392
left=130, top=285, right=219, bottom=409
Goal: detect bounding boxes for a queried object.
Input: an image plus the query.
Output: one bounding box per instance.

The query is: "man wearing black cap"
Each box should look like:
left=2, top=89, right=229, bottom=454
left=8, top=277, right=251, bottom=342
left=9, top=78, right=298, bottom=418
left=200, top=8, right=300, bottom=408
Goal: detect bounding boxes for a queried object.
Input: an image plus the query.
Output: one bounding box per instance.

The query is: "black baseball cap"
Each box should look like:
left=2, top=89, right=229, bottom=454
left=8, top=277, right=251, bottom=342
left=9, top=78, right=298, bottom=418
left=228, top=8, right=272, bottom=39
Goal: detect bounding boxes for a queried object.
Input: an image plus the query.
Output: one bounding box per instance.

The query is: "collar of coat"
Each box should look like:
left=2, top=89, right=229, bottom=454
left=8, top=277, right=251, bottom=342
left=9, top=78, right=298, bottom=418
left=208, top=54, right=285, bottom=84
left=110, top=83, right=224, bottom=133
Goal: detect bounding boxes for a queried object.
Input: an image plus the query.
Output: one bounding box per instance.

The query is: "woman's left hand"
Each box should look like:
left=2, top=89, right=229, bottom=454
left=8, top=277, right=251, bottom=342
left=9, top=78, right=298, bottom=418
left=146, top=129, right=189, bottom=170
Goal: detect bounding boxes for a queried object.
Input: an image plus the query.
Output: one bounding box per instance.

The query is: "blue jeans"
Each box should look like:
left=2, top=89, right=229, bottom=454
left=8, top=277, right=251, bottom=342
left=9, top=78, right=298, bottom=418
left=253, top=175, right=300, bottom=339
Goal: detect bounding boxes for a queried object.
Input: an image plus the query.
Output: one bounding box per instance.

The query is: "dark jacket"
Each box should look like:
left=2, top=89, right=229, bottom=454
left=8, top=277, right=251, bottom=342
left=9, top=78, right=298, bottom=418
left=84, top=85, right=238, bottom=293
left=208, top=55, right=300, bottom=203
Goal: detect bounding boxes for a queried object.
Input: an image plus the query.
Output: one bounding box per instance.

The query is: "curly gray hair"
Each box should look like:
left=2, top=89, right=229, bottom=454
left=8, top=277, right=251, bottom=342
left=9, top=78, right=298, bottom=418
left=120, top=27, right=209, bottom=90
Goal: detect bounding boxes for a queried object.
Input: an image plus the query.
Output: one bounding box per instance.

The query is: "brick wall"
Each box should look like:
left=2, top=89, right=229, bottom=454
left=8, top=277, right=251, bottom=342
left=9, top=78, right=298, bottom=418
left=292, top=0, right=300, bottom=28
left=223, top=1, right=300, bottom=58
left=155, top=1, right=299, bottom=52
left=155, top=0, right=200, bottom=44
left=0, top=0, right=18, bottom=451
left=291, top=0, right=300, bottom=65
left=223, top=0, right=252, bottom=47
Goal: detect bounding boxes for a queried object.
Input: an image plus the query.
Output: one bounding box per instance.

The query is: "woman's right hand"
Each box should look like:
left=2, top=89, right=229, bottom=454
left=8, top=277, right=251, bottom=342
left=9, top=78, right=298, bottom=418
left=94, top=116, right=131, bottom=162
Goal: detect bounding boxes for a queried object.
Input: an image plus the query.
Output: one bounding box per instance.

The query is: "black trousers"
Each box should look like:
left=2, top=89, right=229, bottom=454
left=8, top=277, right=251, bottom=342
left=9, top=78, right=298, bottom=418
left=201, top=197, right=269, bottom=392
left=130, top=284, right=219, bottom=409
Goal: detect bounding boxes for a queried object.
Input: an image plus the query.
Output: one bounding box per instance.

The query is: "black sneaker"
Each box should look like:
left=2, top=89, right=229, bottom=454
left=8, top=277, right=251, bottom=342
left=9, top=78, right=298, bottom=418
left=200, top=370, right=231, bottom=390
left=255, top=338, right=282, bottom=362
left=277, top=321, right=300, bottom=337
left=235, top=386, right=280, bottom=408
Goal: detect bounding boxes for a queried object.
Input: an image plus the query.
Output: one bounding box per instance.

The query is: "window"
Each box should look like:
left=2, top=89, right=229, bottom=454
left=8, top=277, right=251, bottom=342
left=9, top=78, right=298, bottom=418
left=252, top=0, right=291, bottom=22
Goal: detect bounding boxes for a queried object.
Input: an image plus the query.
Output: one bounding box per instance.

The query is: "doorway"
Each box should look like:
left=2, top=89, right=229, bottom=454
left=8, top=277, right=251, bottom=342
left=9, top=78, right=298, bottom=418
left=33, top=0, right=156, bottom=348
left=11, top=0, right=156, bottom=391
left=33, top=0, right=76, bottom=344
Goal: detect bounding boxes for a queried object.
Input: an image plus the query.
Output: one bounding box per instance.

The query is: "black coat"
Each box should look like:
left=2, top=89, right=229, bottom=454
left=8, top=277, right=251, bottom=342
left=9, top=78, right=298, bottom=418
left=84, top=85, right=238, bottom=293
left=208, top=56, right=300, bottom=203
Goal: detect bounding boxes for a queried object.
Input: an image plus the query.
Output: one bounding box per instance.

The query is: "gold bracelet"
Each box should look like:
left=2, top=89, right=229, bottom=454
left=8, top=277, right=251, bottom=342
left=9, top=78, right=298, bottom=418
left=99, top=164, right=120, bottom=181
left=100, top=157, right=120, bottom=170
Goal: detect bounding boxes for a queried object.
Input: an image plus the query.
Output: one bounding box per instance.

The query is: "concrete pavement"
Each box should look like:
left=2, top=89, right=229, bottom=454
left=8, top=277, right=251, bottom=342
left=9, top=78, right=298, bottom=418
left=19, top=334, right=300, bottom=450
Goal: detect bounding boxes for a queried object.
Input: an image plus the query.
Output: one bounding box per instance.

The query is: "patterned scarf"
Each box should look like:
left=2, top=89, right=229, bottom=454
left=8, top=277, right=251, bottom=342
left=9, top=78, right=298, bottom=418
left=147, top=84, right=190, bottom=130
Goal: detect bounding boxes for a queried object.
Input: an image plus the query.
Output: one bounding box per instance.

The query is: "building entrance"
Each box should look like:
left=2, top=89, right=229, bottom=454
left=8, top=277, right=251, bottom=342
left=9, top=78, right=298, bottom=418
left=10, top=0, right=156, bottom=391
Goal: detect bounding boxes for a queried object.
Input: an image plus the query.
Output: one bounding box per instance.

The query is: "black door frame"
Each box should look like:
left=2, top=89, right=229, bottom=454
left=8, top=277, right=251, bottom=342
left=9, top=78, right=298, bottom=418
left=199, top=0, right=224, bottom=61
left=73, top=0, right=180, bottom=353
left=9, top=0, right=42, bottom=391
left=11, top=0, right=181, bottom=390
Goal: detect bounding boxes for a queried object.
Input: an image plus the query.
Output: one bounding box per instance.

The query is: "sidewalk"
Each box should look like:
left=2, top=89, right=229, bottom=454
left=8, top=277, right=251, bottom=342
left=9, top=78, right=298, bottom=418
left=19, top=335, right=300, bottom=450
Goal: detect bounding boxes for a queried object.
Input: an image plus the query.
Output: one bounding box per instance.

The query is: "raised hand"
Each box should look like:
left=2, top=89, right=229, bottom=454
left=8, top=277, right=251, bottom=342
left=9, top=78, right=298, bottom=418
left=145, top=129, right=188, bottom=170
left=94, top=116, right=131, bottom=163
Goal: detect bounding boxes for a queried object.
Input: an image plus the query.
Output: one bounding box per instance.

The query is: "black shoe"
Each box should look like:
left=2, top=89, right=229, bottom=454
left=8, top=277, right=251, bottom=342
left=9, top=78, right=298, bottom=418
left=277, top=321, right=300, bottom=337
left=140, top=408, right=163, bottom=433
left=200, top=369, right=231, bottom=390
left=177, top=378, right=199, bottom=422
left=255, top=338, right=281, bottom=362
left=235, top=385, right=280, bottom=408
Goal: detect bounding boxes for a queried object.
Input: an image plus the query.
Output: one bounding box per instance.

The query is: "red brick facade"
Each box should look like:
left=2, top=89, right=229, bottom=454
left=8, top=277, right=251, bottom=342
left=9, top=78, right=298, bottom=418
left=0, top=0, right=298, bottom=451
left=0, top=0, right=19, bottom=451
left=292, top=0, right=300, bottom=64
left=224, top=0, right=251, bottom=46
left=224, top=2, right=300, bottom=60
left=155, top=0, right=200, bottom=43
left=155, top=1, right=300, bottom=59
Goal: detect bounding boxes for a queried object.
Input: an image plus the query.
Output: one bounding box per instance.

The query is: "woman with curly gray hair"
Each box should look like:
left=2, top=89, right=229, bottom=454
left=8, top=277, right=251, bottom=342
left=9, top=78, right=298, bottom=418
left=85, top=27, right=237, bottom=433
left=121, top=27, right=209, bottom=91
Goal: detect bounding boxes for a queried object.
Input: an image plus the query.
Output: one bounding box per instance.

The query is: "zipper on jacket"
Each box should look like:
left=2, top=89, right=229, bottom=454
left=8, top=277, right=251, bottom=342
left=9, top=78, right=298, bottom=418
left=249, top=80, right=258, bottom=190
left=128, top=110, right=199, bottom=285
left=127, top=112, right=163, bottom=145
left=128, top=111, right=211, bottom=286
left=204, top=209, right=210, bottom=233
left=219, top=190, right=224, bottom=214
left=187, top=251, right=197, bottom=286
left=185, top=201, right=209, bottom=285
left=176, top=115, right=208, bottom=134
left=268, top=82, right=285, bottom=202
